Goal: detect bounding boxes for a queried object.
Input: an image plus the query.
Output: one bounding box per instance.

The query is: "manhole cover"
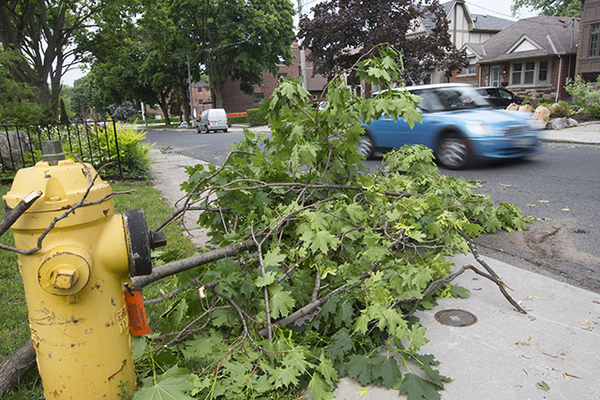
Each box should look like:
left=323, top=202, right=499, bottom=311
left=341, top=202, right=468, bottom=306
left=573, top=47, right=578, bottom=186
left=434, top=309, right=478, bottom=327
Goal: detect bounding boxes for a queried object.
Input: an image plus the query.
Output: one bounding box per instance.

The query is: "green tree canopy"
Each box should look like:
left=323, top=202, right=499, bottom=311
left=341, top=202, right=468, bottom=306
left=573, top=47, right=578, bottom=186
left=0, top=48, right=42, bottom=124
left=0, top=0, right=105, bottom=117
left=185, top=0, right=295, bottom=107
left=511, top=0, right=581, bottom=17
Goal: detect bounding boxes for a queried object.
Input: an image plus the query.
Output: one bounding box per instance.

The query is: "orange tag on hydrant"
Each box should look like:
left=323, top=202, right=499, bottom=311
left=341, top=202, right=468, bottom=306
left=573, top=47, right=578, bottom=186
left=124, top=289, right=153, bottom=336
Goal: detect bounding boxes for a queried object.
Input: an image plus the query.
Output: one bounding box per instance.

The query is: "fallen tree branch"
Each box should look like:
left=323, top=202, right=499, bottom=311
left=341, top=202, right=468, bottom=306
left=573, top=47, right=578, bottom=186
left=0, top=339, right=35, bottom=396
left=0, top=191, right=43, bottom=237
left=131, top=238, right=255, bottom=289
left=459, top=232, right=527, bottom=314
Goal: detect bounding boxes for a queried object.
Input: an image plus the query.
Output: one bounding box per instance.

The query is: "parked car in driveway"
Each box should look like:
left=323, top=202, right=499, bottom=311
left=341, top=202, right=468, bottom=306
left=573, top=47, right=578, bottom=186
left=197, top=108, right=228, bottom=133
left=360, top=83, right=542, bottom=169
left=476, top=86, right=523, bottom=108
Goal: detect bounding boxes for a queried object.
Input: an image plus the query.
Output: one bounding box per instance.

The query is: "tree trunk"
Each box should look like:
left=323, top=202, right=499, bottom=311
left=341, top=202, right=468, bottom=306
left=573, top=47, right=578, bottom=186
left=158, top=92, right=171, bottom=125
left=180, top=78, right=191, bottom=124
left=0, top=339, right=35, bottom=397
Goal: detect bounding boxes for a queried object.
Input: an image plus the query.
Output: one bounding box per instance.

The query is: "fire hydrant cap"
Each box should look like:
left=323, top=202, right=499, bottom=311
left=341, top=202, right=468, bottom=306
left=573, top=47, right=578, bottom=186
left=123, top=209, right=166, bottom=277
left=4, top=161, right=113, bottom=230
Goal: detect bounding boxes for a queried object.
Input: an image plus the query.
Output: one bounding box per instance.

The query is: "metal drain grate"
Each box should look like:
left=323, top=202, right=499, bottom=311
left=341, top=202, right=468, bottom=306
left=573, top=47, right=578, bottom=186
left=434, top=309, right=478, bottom=327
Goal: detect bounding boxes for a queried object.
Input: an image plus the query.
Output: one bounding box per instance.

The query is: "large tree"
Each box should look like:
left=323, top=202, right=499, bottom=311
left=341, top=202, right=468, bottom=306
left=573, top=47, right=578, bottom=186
left=186, top=0, right=295, bottom=107
left=511, top=0, right=581, bottom=17
left=0, top=47, right=42, bottom=124
left=298, top=0, right=467, bottom=84
left=0, top=0, right=101, bottom=117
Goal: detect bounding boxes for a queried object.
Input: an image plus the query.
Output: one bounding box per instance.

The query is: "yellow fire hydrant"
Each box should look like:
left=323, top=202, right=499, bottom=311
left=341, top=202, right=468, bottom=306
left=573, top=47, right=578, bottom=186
left=3, top=141, right=165, bottom=399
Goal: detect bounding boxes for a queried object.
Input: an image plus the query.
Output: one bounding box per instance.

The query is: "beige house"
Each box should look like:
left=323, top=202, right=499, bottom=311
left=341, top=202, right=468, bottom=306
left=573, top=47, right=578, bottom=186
left=408, top=0, right=514, bottom=84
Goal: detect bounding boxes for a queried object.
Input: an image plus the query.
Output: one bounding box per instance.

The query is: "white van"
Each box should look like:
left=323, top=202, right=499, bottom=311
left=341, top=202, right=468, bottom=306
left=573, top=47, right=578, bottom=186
left=197, top=108, right=228, bottom=133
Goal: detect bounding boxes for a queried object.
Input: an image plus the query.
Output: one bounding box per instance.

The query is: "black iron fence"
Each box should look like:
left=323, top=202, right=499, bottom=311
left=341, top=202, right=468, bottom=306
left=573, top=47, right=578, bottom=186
left=0, top=119, right=124, bottom=179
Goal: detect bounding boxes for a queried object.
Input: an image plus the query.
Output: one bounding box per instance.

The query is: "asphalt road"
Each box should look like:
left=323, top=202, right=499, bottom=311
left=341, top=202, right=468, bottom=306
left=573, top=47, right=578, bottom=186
left=145, top=127, right=600, bottom=293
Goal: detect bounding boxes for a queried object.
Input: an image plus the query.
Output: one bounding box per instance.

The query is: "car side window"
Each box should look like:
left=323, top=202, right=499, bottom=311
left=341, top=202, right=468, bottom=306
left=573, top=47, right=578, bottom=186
left=486, top=89, right=496, bottom=96
left=498, top=89, right=513, bottom=99
left=411, top=90, right=432, bottom=112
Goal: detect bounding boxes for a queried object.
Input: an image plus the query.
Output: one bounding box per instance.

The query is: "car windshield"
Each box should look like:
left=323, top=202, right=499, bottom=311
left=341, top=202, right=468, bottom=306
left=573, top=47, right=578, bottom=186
left=415, top=86, right=491, bottom=112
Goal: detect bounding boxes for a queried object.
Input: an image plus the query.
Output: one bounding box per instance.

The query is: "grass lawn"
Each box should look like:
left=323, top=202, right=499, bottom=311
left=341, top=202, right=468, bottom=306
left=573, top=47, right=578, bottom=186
left=0, top=179, right=194, bottom=399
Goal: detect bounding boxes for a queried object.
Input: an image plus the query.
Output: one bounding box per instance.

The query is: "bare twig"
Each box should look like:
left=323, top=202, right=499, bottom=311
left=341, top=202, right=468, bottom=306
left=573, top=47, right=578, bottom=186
left=459, top=232, right=526, bottom=314
left=0, top=190, right=43, bottom=237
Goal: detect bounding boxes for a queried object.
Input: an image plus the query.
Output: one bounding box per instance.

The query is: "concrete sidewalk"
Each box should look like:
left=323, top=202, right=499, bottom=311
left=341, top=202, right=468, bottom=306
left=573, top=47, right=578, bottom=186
left=542, top=122, right=600, bottom=144
left=147, top=128, right=600, bottom=399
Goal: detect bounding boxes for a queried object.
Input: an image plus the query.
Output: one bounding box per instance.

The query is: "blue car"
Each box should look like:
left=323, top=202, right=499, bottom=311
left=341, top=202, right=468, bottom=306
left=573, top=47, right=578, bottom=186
left=359, top=83, right=542, bottom=169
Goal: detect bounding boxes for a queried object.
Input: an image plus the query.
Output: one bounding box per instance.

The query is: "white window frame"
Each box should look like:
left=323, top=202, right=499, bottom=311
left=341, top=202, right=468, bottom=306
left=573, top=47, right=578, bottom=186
left=459, top=56, right=477, bottom=76
left=510, top=59, right=551, bottom=87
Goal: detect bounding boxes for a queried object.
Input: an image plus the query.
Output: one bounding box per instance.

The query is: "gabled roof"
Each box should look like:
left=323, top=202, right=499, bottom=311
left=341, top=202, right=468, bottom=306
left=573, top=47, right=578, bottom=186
left=478, top=15, right=579, bottom=63
left=463, top=43, right=485, bottom=58
left=423, top=0, right=514, bottom=33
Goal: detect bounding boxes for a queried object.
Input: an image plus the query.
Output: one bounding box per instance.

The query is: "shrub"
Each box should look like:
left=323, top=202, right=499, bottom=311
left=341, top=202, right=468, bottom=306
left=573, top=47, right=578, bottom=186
left=246, top=107, right=267, bottom=126
left=29, top=121, right=152, bottom=179
left=566, top=75, right=600, bottom=119
left=551, top=101, right=574, bottom=118
left=228, top=115, right=248, bottom=125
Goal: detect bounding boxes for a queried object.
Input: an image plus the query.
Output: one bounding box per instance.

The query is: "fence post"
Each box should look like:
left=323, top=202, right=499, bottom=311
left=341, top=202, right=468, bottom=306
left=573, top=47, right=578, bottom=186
left=15, top=125, right=26, bottom=169
left=26, top=126, right=35, bottom=166
left=5, top=125, right=16, bottom=170
left=112, top=119, right=123, bottom=179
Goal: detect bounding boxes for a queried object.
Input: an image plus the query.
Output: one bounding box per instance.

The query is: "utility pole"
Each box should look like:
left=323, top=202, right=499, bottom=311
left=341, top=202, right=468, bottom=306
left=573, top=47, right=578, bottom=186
left=297, top=0, right=308, bottom=91
left=187, top=55, right=194, bottom=123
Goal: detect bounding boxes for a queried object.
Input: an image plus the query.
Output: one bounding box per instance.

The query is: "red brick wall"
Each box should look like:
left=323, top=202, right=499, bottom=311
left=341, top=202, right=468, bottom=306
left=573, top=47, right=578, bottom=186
left=222, top=44, right=318, bottom=113
left=448, top=65, right=480, bottom=85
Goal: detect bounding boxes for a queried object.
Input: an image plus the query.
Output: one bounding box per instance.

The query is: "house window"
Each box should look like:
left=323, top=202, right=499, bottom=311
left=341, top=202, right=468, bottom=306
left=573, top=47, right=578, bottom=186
left=511, top=61, right=550, bottom=86
left=423, top=73, right=432, bottom=85
left=277, top=72, right=288, bottom=80
left=512, top=63, right=522, bottom=85
left=197, top=87, right=202, bottom=93
left=538, top=61, right=548, bottom=82
left=524, top=62, right=535, bottom=84
left=253, top=93, right=264, bottom=104
left=590, top=24, right=600, bottom=57
left=460, top=57, right=476, bottom=75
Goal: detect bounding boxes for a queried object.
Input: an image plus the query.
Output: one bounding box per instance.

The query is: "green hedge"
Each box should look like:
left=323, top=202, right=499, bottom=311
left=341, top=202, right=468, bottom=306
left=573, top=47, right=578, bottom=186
left=246, top=108, right=267, bottom=126
left=228, top=115, right=248, bottom=124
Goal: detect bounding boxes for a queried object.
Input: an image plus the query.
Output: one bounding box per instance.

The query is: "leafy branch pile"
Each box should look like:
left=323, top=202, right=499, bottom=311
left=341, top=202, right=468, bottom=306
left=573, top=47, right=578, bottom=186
left=132, top=48, right=528, bottom=400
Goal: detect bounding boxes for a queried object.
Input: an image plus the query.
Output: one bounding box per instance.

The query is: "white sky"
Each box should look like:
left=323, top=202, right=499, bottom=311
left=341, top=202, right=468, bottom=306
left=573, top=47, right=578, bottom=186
left=62, top=0, right=537, bottom=86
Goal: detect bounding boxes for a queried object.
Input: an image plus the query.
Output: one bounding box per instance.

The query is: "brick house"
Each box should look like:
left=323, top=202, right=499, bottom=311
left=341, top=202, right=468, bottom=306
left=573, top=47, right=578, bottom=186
left=220, top=42, right=327, bottom=113
left=474, top=16, right=579, bottom=101
left=577, top=0, right=600, bottom=81
left=411, top=0, right=514, bottom=84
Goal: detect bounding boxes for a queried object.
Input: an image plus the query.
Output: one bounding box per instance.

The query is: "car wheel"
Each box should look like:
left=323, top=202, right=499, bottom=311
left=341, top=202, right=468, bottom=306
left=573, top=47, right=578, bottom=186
left=436, top=135, right=471, bottom=169
left=196, top=125, right=201, bottom=133
left=357, top=134, right=374, bottom=159
left=223, top=128, right=228, bottom=133
left=204, top=125, right=210, bottom=134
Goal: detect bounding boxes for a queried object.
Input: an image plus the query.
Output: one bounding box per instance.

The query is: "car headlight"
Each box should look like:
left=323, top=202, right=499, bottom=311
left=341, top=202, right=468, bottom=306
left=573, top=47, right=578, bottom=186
left=466, top=121, right=493, bottom=135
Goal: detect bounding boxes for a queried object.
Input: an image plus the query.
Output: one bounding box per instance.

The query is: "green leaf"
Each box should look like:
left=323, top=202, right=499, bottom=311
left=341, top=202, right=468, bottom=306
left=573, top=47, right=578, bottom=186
left=328, top=328, right=354, bottom=361
left=317, top=352, right=338, bottom=386
left=412, top=354, right=451, bottom=387
left=399, top=373, right=441, bottom=400
left=255, top=270, right=278, bottom=288
left=269, top=284, right=296, bottom=319
left=264, top=246, right=286, bottom=267
left=308, top=373, right=335, bottom=400
left=371, top=354, right=402, bottom=388
left=347, top=354, right=371, bottom=386
left=310, top=230, right=340, bottom=254
left=450, top=285, right=470, bottom=299
left=134, top=376, right=194, bottom=400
